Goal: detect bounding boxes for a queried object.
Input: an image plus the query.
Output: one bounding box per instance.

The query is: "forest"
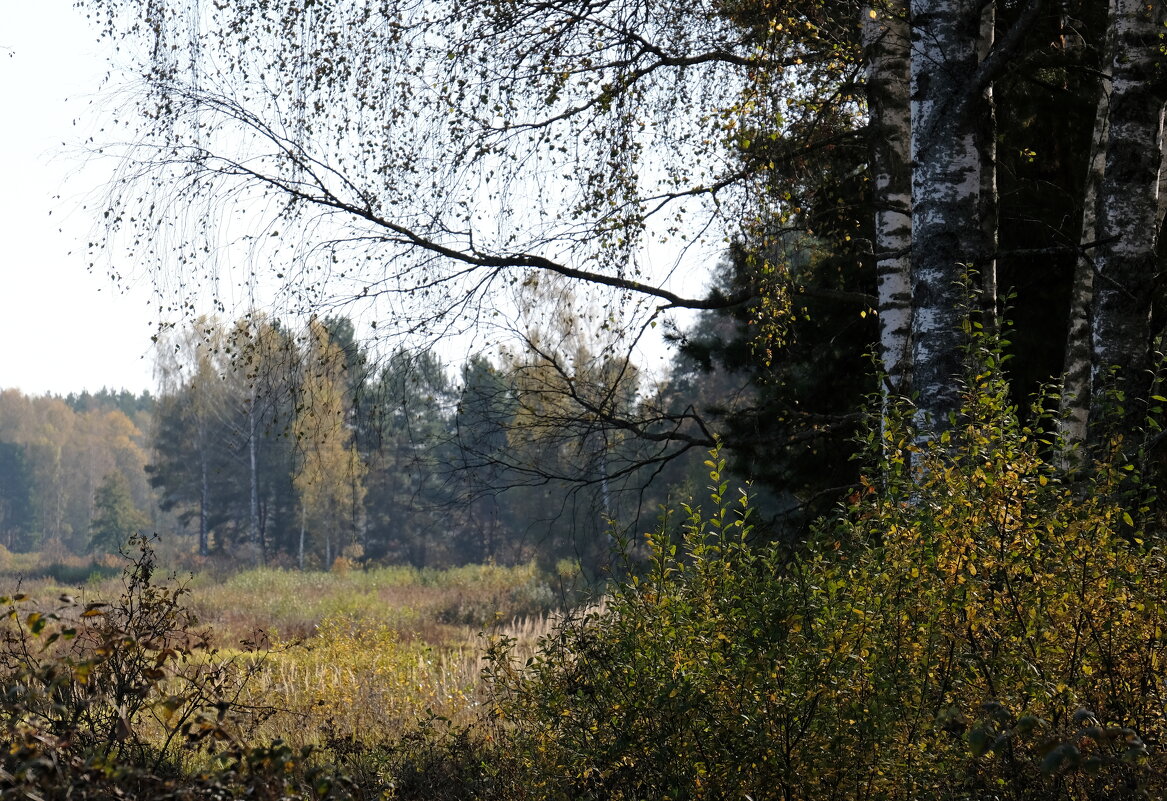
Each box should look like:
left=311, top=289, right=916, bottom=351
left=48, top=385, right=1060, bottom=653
left=0, top=311, right=722, bottom=574
left=2, top=0, right=1166, bottom=798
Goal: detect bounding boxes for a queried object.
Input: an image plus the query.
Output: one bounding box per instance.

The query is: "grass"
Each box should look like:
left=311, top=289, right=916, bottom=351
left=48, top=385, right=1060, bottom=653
left=186, top=560, right=558, bottom=646
left=0, top=551, right=568, bottom=771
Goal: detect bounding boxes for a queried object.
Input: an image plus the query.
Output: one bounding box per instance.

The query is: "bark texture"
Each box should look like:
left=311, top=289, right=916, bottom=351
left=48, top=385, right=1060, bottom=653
left=1089, top=0, right=1167, bottom=439
left=976, top=1, right=999, bottom=331
left=1060, top=2, right=1115, bottom=453
left=909, top=0, right=989, bottom=429
left=865, top=0, right=913, bottom=395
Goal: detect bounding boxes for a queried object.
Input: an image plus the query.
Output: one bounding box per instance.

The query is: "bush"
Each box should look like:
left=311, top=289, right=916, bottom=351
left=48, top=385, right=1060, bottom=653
left=480, top=331, right=1167, bottom=800
left=484, top=451, right=830, bottom=800
left=0, top=535, right=358, bottom=799
left=831, top=335, right=1167, bottom=799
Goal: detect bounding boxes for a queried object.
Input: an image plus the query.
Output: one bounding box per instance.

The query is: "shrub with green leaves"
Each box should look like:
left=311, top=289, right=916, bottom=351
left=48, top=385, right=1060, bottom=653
left=833, top=334, right=1167, bottom=799
left=0, top=536, right=358, bottom=800
left=482, top=329, right=1167, bottom=800
left=483, top=451, right=843, bottom=800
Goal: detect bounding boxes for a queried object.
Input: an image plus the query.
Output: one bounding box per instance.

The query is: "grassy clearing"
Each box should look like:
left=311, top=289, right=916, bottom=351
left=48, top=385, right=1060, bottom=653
left=0, top=553, right=566, bottom=766
left=185, top=561, right=558, bottom=645
left=188, top=564, right=563, bottom=749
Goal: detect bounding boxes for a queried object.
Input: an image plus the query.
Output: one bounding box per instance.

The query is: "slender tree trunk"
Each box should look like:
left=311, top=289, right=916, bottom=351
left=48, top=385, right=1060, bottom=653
left=1089, top=0, right=1167, bottom=442
left=248, top=397, right=263, bottom=565
left=1157, top=107, right=1167, bottom=229
left=865, top=0, right=913, bottom=397
left=299, top=504, right=306, bottom=570
left=909, top=0, right=990, bottom=432
left=1060, top=2, right=1116, bottom=455
left=199, top=436, right=209, bottom=556
left=976, top=1, right=999, bottom=331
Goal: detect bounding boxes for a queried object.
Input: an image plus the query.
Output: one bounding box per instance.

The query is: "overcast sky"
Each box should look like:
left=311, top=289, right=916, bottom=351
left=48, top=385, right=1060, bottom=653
left=0, top=0, right=158, bottom=397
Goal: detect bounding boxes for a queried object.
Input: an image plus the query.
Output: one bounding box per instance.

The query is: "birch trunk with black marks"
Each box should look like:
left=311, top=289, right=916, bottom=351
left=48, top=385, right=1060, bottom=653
left=1060, top=2, right=1115, bottom=455
left=865, top=0, right=913, bottom=398
left=976, top=1, right=999, bottom=331
left=1089, top=0, right=1167, bottom=441
left=1158, top=106, right=1167, bottom=229
left=909, top=0, right=989, bottom=432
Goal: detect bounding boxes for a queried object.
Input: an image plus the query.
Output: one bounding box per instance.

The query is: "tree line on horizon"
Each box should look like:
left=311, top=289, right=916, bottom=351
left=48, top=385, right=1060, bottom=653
left=0, top=306, right=788, bottom=572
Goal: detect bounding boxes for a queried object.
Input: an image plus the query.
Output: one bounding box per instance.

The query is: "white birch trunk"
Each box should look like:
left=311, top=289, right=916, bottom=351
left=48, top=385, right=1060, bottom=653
left=1059, top=2, right=1115, bottom=454
left=977, top=2, right=999, bottom=330
left=1089, top=0, right=1167, bottom=438
left=248, top=395, right=263, bottom=565
left=199, top=433, right=209, bottom=556
left=909, top=0, right=989, bottom=432
left=865, top=0, right=913, bottom=397
left=1157, top=108, right=1167, bottom=229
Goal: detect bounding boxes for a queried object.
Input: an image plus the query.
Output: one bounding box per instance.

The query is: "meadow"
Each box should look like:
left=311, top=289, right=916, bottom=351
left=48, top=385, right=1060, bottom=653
left=0, top=546, right=567, bottom=783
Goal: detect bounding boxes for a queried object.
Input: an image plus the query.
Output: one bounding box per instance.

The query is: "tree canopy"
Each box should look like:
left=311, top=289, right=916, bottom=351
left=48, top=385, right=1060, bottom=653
left=76, top=0, right=1167, bottom=511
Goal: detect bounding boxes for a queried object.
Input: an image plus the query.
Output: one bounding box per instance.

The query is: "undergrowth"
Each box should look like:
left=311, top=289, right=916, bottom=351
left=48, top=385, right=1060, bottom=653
left=470, top=329, right=1167, bottom=801
left=3, top=330, right=1166, bottom=800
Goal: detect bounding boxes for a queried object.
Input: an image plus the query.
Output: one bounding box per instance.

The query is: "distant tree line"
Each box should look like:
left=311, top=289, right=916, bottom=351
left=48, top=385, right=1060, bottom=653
left=0, top=388, right=155, bottom=554
left=0, top=314, right=724, bottom=572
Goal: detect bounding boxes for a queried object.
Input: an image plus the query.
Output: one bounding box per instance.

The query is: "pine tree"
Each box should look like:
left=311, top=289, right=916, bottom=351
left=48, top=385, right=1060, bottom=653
left=88, top=471, right=149, bottom=554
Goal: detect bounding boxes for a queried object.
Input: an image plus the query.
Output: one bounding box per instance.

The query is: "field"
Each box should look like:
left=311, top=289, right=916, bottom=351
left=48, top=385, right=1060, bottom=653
left=0, top=547, right=569, bottom=778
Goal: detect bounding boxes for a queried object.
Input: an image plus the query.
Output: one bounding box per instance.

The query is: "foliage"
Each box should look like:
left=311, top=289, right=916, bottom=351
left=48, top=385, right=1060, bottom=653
left=0, top=535, right=360, bottom=799
left=87, top=471, right=149, bottom=553
left=832, top=330, right=1167, bottom=799
left=666, top=240, right=875, bottom=532
left=485, top=451, right=826, bottom=800
left=0, top=388, right=155, bottom=553
left=481, top=333, right=1167, bottom=800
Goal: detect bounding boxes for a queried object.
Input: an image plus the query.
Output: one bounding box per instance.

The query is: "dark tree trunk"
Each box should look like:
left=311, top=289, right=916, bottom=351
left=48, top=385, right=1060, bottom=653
left=1089, top=0, right=1167, bottom=442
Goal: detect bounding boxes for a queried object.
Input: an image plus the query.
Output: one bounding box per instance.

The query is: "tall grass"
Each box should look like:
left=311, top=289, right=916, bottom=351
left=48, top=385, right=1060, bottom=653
left=186, top=562, right=557, bottom=646
left=0, top=551, right=570, bottom=789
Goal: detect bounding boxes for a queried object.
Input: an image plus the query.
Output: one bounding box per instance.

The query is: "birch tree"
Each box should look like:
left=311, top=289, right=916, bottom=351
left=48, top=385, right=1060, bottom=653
left=864, top=0, right=912, bottom=396
left=77, top=0, right=1167, bottom=483
left=1060, top=3, right=1117, bottom=455
left=905, top=0, right=1037, bottom=430
left=1088, top=0, right=1167, bottom=440
left=293, top=320, right=368, bottom=568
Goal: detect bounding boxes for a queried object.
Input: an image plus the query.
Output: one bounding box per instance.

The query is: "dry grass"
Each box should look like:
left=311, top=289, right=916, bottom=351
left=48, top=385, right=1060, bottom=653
left=184, top=562, right=558, bottom=646
left=0, top=555, right=577, bottom=754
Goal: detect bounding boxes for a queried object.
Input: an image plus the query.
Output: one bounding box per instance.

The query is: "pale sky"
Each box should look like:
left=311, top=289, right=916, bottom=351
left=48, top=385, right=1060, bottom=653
left=0, top=3, right=701, bottom=399
left=0, top=0, right=158, bottom=397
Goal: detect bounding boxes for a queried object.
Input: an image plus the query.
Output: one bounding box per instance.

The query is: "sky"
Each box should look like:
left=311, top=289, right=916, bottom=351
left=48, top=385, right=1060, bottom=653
left=0, top=0, right=158, bottom=397
left=0, top=3, right=701, bottom=399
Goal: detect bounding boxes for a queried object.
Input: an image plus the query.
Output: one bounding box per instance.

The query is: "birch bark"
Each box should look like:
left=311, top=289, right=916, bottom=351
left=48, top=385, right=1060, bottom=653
left=1060, top=2, right=1115, bottom=454
left=909, top=0, right=989, bottom=431
left=865, top=0, right=913, bottom=397
left=976, top=1, right=999, bottom=331
left=1089, top=0, right=1167, bottom=439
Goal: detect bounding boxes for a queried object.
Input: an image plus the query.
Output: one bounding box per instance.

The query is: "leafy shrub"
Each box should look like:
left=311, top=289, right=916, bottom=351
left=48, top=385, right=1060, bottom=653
left=484, top=452, right=829, bottom=800
left=480, top=331, right=1167, bottom=800
left=0, top=535, right=359, bottom=799
left=831, top=334, right=1167, bottom=799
